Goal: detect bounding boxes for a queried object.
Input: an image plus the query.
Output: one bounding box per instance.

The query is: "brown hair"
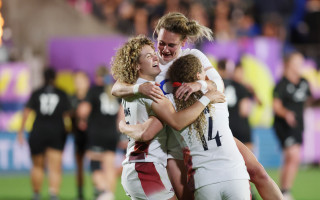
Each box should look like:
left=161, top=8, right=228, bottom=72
left=154, top=12, right=213, bottom=43
left=111, top=35, right=154, bottom=84
left=168, top=54, right=213, bottom=141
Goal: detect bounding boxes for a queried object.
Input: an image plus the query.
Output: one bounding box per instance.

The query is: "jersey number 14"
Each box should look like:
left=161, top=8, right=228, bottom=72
left=199, top=116, right=222, bottom=151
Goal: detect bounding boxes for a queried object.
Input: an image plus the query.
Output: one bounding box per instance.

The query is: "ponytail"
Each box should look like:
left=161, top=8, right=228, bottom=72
left=154, top=12, right=213, bottom=43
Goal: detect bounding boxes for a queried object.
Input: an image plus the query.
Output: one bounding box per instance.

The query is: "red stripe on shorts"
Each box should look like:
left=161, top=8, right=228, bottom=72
left=183, top=147, right=195, bottom=192
left=129, top=141, right=150, bottom=161
left=135, top=162, right=166, bottom=197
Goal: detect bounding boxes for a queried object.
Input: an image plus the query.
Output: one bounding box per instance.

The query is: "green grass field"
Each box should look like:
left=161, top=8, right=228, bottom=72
left=0, top=167, right=319, bottom=200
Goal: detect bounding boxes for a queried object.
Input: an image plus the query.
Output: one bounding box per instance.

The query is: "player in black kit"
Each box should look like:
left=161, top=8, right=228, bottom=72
left=70, top=71, right=90, bottom=200
left=17, top=68, right=72, bottom=200
left=273, top=52, right=320, bottom=200
left=78, top=66, right=121, bottom=200
left=217, top=59, right=253, bottom=149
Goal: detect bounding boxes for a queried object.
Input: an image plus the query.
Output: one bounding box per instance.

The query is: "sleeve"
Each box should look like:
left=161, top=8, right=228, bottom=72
left=206, top=68, right=224, bottom=92
left=191, top=49, right=213, bottom=68
left=238, top=83, right=251, bottom=100
left=190, top=49, right=224, bottom=92
left=25, top=92, right=38, bottom=110
left=273, top=81, right=285, bottom=100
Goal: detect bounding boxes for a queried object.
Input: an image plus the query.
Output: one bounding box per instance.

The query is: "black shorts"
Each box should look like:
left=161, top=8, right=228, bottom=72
left=230, top=122, right=252, bottom=144
left=273, top=122, right=303, bottom=149
left=74, top=129, right=87, bottom=154
left=87, top=131, right=119, bottom=153
left=232, top=129, right=252, bottom=144
left=28, top=129, right=67, bottom=155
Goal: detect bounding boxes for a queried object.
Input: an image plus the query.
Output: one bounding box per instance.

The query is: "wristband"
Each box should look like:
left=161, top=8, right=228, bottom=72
left=198, top=95, right=210, bottom=107
left=133, top=83, right=141, bottom=94
left=196, top=80, right=208, bottom=93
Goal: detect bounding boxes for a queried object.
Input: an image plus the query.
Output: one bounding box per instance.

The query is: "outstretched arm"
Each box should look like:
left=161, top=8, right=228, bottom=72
left=235, top=138, right=283, bottom=200
left=111, top=80, right=164, bottom=102
left=152, top=90, right=225, bottom=131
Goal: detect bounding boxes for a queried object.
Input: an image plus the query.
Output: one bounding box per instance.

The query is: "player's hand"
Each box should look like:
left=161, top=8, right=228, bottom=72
left=285, top=111, right=297, bottom=127
left=204, top=90, right=226, bottom=104
left=139, top=82, right=164, bottom=103
left=119, top=120, right=129, bottom=134
left=17, top=132, right=25, bottom=145
left=175, top=82, right=201, bottom=101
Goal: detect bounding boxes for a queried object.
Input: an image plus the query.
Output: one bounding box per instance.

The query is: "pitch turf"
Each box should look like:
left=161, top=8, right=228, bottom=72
left=0, top=167, right=319, bottom=200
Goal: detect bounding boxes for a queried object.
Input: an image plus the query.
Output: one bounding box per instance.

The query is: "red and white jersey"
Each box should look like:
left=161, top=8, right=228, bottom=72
left=122, top=78, right=168, bottom=167
left=166, top=94, right=250, bottom=190
left=155, top=48, right=223, bottom=95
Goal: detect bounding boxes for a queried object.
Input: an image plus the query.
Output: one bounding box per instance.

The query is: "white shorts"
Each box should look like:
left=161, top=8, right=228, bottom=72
left=121, top=162, right=174, bottom=200
left=194, top=179, right=251, bottom=200
left=167, top=130, right=183, bottom=160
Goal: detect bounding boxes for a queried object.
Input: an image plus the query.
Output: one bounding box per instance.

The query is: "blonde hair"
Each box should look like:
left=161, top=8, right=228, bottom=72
left=154, top=12, right=213, bottom=43
left=168, top=54, right=213, bottom=141
left=111, top=35, right=154, bottom=84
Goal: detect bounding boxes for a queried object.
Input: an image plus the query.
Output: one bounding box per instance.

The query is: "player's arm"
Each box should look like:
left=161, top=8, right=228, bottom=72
left=234, top=138, right=283, bottom=200
left=152, top=90, right=225, bottom=131
left=273, top=98, right=296, bottom=127
left=175, top=65, right=225, bottom=101
left=205, top=66, right=225, bottom=92
left=111, top=80, right=164, bottom=102
left=239, top=97, right=252, bottom=117
left=309, top=98, right=320, bottom=106
left=119, top=116, right=163, bottom=142
left=77, top=101, right=92, bottom=120
left=17, top=107, right=32, bottom=145
left=175, top=79, right=217, bottom=100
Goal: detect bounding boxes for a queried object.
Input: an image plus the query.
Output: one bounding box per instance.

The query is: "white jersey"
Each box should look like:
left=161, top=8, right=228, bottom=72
left=155, top=48, right=224, bottom=160
left=122, top=78, right=167, bottom=167
left=155, top=48, right=223, bottom=95
left=166, top=94, right=250, bottom=190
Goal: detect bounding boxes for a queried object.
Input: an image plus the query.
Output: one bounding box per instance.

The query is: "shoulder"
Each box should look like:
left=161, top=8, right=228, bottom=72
left=275, top=78, right=287, bottom=88
left=300, top=77, right=309, bottom=84
left=55, top=87, right=67, bottom=94
left=188, top=48, right=205, bottom=57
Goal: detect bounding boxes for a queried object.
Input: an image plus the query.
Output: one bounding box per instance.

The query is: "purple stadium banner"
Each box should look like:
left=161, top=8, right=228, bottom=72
left=0, top=63, right=31, bottom=103
left=48, top=35, right=128, bottom=80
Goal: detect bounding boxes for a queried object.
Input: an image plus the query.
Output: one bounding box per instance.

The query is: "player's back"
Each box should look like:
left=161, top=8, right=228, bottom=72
left=167, top=94, right=249, bottom=190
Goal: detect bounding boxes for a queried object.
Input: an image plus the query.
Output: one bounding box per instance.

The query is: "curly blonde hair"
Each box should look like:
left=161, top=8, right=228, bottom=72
left=111, top=35, right=154, bottom=84
left=168, top=54, right=213, bottom=142
left=154, top=12, right=213, bottom=43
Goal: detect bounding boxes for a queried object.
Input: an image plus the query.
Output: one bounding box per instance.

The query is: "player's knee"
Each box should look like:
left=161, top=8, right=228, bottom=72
left=90, top=160, right=101, bottom=172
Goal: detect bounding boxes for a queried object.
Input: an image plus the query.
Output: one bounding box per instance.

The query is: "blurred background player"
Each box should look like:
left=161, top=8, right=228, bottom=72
left=217, top=59, right=258, bottom=199
left=217, top=59, right=254, bottom=150
left=17, top=67, right=72, bottom=200
left=78, top=66, right=122, bottom=200
left=69, top=71, right=90, bottom=200
left=273, top=52, right=320, bottom=200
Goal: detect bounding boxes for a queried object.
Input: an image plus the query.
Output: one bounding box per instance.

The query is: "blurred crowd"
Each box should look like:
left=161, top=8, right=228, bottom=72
left=67, top=0, right=320, bottom=47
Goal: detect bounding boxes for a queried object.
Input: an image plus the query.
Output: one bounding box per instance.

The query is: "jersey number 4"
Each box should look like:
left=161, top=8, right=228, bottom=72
left=199, top=116, right=222, bottom=151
